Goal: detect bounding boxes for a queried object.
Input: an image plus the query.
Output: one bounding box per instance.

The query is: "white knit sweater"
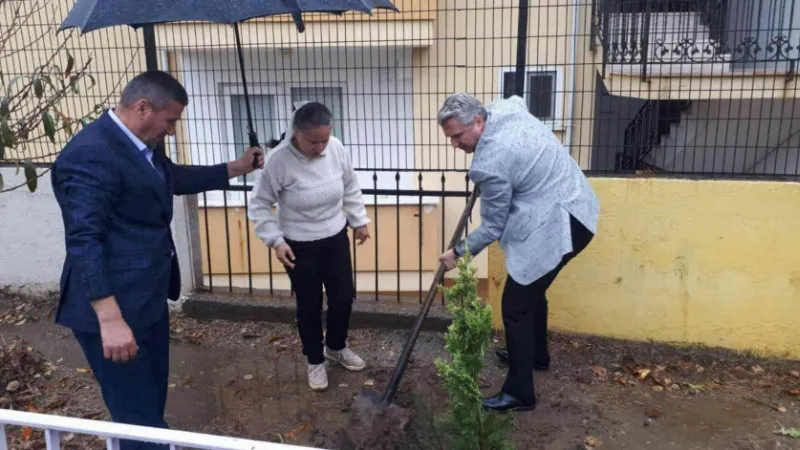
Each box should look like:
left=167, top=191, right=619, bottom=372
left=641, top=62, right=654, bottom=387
left=248, top=137, right=370, bottom=248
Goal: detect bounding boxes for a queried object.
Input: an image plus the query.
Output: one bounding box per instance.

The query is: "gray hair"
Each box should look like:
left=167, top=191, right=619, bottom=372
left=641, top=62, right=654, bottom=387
left=437, top=93, right=488, bottom=126
left=120, top=71, right=189, bottom=110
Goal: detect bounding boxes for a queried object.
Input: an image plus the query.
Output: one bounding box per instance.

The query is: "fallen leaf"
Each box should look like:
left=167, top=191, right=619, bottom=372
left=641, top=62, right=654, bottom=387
left=663, top=378, right=672, bottom=386
left=752, top=365, right=765, bottom=374
left=584, top=436, right=602, bottom=447
left=616, top=376, right=627, bottom=385
left=63, top=433, right=75, bottom=443
left=21, top=426, right=32, bottom=440
left=685, top=383, right=706, bottom=392
left=790, top=370, right=800, bottom=378
left=778, top=406, right=787, bottom=413
left=268, top=335, right=283, bottom=344
left=636, top=369, right=652, bottom=381
left=787, top=389, right=800, bottom=396
left=26, top=403, right=38, bottom=413
left=652, top=386, right=664, bottom=392
left=645, top=408, right=661, bottom=419
left=339, top=383, right=349, bottom=388
left=591, top=366, right=607, bottom=377
left=76, top=368, right=90, bottom=374
left=776, top=427, right=800, bottom=438
left=364, top=379, right=375, bottom=387
left=6, top=381, right=20, bottom=392
left=243, top=374, right=254, bottom=381
left=168, top=383, right=177, bottom=389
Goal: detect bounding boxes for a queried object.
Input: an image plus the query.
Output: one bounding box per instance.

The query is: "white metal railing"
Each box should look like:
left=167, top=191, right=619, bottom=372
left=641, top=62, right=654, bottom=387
left=0, top=409, right=322, bottom=450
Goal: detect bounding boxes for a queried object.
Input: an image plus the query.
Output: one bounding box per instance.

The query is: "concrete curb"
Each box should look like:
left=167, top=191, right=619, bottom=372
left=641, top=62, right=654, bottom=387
left=181, top=291, right=453, bottom=333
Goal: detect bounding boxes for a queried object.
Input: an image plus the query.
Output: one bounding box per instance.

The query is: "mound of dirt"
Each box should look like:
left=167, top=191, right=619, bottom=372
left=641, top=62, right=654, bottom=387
left=337, top=388, right=412, bottom=450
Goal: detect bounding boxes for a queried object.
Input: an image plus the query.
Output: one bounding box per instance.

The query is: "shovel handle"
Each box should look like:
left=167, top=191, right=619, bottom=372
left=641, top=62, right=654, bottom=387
left=379, top=186, right=479, bottom=407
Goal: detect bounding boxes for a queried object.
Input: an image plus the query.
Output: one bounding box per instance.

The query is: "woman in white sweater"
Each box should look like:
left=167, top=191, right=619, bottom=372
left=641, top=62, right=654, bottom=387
left=248, top=102, right=370, bottom=391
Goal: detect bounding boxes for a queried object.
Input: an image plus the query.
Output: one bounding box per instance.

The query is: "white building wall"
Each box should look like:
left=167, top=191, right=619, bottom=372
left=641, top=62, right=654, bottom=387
left=0, top=168, right=64, bottom=293
left=0, top=167, right=200, bottom=296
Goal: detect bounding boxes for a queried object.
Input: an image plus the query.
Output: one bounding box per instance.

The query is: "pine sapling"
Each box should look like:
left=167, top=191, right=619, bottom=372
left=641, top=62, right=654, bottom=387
left=435, top=250, right=513, bottom=450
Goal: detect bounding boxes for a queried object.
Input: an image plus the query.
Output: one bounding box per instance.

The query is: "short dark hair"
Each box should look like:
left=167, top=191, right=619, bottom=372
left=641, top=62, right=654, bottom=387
left=293, top=102, right=333, bottom=131
left=120, top=70, right=189, bottom=110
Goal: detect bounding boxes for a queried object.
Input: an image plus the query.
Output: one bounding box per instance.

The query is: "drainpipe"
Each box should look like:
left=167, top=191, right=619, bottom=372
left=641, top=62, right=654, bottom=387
left=563, top=0, right=580, bottom=165
left=160, top=50, right=180, bottom=162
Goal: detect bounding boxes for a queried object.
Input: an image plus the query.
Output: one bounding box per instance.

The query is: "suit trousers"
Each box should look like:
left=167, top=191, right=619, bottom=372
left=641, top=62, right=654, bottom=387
left=285, top=226, right=355, bottom=365
left=501, top=215, right=594, bottom=404
left=73, top=311, right=170, bottom=450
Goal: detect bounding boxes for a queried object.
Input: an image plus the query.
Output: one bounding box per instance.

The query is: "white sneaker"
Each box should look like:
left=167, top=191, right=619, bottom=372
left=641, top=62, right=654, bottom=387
left=324, top=347, right=366, bottom=371
left=308, top=362, right=328, bottom=391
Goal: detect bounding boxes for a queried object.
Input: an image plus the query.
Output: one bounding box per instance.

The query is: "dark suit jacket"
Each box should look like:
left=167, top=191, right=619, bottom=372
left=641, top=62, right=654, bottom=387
left=51, top=111, right=230, bottom=333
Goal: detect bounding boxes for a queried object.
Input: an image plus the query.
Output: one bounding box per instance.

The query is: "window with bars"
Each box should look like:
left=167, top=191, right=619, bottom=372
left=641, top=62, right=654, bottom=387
left=501, top=68, right=560, bottom=122
left=230, top=94, right=276, bottom=184
left=290, top=87, right=345, bottom=142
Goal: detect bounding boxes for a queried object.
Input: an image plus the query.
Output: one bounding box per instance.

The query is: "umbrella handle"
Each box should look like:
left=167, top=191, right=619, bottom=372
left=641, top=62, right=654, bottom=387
left=249, top=131, right=260, bottom=169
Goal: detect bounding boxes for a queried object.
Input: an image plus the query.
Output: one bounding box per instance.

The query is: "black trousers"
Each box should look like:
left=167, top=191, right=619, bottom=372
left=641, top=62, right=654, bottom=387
left=73, top=312, right=170, bottom=450
left=501, top=215, right=594, bottom=404
left=285, top=226, right=354, bottom=365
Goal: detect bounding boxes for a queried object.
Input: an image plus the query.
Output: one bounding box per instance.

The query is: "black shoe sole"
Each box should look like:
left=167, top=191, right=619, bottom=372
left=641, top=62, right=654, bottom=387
left=482, top=403, right=537, bottom=413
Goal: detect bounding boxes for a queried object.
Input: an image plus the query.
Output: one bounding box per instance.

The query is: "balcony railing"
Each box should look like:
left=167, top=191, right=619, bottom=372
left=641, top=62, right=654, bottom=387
left=591, top=0, right=800, bottom=80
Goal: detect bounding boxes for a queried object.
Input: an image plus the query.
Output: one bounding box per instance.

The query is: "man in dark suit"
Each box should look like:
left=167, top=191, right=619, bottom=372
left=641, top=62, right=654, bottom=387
left=51, top=70, right=264, bottom=449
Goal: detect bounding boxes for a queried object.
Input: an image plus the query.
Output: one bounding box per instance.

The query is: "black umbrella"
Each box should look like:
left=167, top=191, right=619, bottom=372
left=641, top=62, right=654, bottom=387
left=58, top=0, right=399, bottom=160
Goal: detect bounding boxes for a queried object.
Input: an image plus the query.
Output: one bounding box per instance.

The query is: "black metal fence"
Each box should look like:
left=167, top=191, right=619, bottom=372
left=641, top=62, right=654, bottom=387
left=2, top=0, right=799, bottom=301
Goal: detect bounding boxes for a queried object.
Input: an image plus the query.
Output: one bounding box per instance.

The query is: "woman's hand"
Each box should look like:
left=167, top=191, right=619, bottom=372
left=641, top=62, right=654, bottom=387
left=354, top=225, right=370, bottom=245
left=275, top=242, right=296, bottom=269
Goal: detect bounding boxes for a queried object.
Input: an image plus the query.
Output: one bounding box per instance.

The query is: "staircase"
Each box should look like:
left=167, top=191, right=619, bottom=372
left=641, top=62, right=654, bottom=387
left=642, top=102, right=699, bottom=170
left=618, top=100, right=692, bottom=171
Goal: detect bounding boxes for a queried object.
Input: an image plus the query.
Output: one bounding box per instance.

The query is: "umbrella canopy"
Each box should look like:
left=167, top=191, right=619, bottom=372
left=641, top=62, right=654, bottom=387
left=59, top=0, right=398, bottom=34
left=58, top=0, right=399, bottom=158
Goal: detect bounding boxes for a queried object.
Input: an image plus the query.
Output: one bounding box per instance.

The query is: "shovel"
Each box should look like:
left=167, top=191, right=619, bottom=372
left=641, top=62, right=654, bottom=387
left=338, top=186, right=479, bottom=449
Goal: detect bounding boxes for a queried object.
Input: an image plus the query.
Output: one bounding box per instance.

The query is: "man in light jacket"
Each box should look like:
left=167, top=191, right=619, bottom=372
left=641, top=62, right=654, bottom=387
left=437, top=93, right=599, bottom=413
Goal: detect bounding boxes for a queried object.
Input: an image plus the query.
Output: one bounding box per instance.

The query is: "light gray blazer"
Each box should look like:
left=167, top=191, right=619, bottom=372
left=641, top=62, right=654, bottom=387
left=454, top=96, right=600, bottom=285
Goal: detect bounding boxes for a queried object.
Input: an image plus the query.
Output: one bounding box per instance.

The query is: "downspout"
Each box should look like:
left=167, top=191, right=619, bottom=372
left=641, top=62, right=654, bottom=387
left=161, top=49, right=179, bottom=162
left=564, top=0, right=580, bottom=164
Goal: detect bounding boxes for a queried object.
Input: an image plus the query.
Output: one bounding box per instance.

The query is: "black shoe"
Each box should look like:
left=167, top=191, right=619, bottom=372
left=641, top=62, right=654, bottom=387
left=481, top=392, right=536, bottom=413
left=494, top=348, right=550, bottom=371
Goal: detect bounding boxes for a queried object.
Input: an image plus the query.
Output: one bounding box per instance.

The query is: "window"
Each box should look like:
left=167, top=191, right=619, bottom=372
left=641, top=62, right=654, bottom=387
left=499, top=66, right=564, bottom=126
left=290, top=87, right=345, bottom=142
left=230, top=94, right=276, bottom=184
left=180, top=48, right=419, bottom=207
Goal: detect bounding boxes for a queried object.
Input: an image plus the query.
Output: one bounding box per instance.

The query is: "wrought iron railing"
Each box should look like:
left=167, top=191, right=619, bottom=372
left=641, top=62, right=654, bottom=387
left=592, top=0, right=800, bottom=80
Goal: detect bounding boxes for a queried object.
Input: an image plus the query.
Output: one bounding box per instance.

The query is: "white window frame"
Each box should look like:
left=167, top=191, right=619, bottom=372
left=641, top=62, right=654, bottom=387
left=197, top=81, right=434, bottom=208
left=498, top=66, right=566, bottom=131
left=219, top=83, right=285, bottom=188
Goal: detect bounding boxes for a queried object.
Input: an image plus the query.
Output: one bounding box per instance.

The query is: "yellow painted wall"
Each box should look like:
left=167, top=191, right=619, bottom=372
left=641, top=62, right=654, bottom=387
left=487, top=177, right=800, bottom=359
